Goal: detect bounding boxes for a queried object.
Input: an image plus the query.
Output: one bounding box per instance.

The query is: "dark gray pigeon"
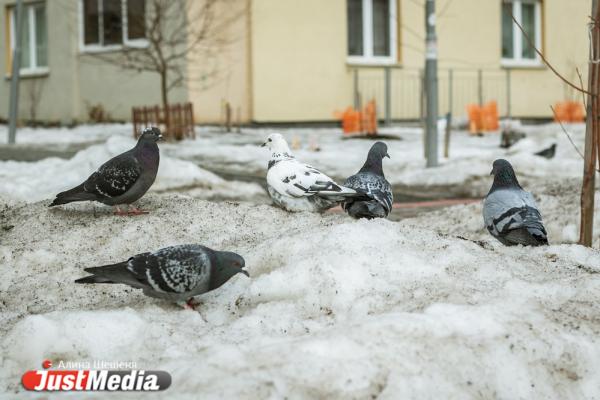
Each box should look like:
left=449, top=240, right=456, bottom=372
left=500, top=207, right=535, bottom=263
left=342, top=142, right=393, bottom=219
left=49, top=127, right=162, bottom=215
left=75, top=244, right=248, bottom=308
left=483, top=159, right=548, bottom=246
left=534, top=143, right=556, bottom=159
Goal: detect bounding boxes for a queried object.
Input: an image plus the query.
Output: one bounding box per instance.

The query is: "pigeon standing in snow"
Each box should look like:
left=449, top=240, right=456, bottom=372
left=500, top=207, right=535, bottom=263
left=262, top=133, right=359, bottom=212
left=75, top=244, right=248, bottom=308
left=342, top=142, right=393, bottom=219
left=483, top=159, right=548, bottom=246
left=49, top=127, right=162, bottom=215
left=534, top=143, right=557, bottom=159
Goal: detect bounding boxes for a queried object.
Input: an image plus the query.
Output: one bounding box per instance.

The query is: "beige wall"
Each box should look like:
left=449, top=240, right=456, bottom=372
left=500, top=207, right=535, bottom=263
left=251, top=0, right=354, bottom=122
left=186, top=0, right=252, bottom=124
left=249, top=0, right=591, bottom=121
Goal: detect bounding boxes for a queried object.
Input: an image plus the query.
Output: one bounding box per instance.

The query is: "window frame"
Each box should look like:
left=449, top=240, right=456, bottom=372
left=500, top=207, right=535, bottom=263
left=7, top=2, right=49, bottom=77
left=501, top=0, right=542, bottom=68
left=347, top=0, right=398, bottom=66
left=78, top=0, right=148, bottom=53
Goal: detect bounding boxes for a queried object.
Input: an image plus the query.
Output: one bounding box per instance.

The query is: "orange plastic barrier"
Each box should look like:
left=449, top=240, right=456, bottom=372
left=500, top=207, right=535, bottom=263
left=335, top=100, right=378, bottom=135
left=467, top=101, right=499, bottom=134
left=553, top=101, right=584, bottom=123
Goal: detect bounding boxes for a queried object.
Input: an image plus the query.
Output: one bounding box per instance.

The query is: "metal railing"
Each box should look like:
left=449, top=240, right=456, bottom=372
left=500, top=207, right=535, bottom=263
left=352, top=67, right=512, bottom=122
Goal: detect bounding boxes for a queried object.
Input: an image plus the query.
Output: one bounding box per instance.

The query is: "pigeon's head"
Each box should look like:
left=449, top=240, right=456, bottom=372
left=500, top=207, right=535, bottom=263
left=261, top=133, right=291, bottom=154
left=369, top=141, right=390, bottom=160
left=211, top=251, right=249, bottom=289
left=139, top=127, right=163, bottom=143
left=490, top=159, right=521, bottom=188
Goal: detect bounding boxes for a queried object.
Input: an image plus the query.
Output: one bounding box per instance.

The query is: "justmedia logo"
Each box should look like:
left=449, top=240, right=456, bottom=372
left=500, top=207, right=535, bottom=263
left=21, top=360, right=171, bottom=392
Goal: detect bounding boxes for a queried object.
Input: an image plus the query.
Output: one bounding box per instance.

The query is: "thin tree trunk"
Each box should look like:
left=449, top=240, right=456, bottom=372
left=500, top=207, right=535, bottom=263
left=580, top=0, right=599, bottom=246
left=160, top=69, right=170, bottom=137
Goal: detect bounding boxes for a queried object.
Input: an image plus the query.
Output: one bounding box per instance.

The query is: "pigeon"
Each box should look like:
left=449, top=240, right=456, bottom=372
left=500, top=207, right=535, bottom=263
left=483, top=159, right=548, bottom=246
left=49, top=127, right=162, bottom=215
left=534, top=143, right=556, bottom=159
left=342, top=142, right=393, bottom=219
left=75, top=244, right=248, bottom=308
left=262, top=133, right=360, bottom=212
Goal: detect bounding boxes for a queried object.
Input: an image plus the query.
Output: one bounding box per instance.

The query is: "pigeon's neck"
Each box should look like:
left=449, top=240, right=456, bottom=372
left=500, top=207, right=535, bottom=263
left=136, top=141, right=159, bottom=167
left=489, top=170, right=521, bottom=193
left=270, top=148, right=294, bottom=161
left=359, top=156, right=384, bottom=177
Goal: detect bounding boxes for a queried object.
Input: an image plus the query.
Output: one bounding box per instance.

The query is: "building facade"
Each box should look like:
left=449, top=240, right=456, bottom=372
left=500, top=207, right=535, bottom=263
left=0, top=0, right=592, bottom=124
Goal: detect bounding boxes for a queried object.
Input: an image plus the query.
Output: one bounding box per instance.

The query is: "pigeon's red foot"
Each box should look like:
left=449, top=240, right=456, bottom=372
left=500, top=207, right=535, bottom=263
left=127, top=207, right=149, bottom=216
left=113, top=207, right=129, bottom=216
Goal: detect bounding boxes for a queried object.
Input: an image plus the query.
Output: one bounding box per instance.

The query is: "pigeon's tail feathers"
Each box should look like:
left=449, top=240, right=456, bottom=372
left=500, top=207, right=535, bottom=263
left=49, top=183, right=97, bottom=206
left=503, top=227, right=548, bottom=246
left=75, top=261, right=132, bottom=285
left=345, top=200, right=388, bottom=219
left=310, top=185, right=367, bottom=201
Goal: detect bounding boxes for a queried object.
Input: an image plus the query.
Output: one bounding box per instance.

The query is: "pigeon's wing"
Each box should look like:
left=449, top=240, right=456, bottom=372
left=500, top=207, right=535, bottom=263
left=483, top=189, right=546, bottom=240
left=83, top=152, right=142, bottom=199
left=125, top=245, right=212, bottom=294
left=345, top=173, right=393, bottom=214
left=267, top=159, right=343, bottom=198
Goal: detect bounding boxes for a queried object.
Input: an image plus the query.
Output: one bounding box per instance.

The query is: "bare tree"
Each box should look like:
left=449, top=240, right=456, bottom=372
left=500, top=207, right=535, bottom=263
left=90, top=0, right=244, bottom=112
left=511, top=4, right=599, bottom=246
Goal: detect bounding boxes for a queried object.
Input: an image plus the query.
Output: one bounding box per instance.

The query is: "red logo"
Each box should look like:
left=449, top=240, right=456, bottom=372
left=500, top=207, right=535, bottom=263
left=21, top=361, right=171, bottom=391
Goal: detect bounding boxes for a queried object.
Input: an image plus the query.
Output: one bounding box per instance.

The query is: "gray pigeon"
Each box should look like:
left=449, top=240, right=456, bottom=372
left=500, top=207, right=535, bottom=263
left=342, top=142, right=393, bottom=219
left=483, top=159, right=548, bottom=246
left=534, top=143, right=556, bottom=159
left=75, top=244, right=248, bottom=308
left=49, top=127, right=162, bottom=215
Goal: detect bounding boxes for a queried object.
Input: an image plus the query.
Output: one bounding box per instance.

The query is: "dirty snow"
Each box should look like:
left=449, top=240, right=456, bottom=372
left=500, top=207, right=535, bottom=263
left=1, top=189, right=600, bottom=398
left=0, top=136, right=266, bottom=206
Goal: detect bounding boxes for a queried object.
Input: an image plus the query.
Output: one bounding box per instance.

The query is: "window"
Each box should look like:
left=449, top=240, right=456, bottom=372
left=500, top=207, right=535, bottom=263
left=347, top=0, right=397, bottom=64
left=6, top=2, right=48, bottom=75
left=501, top=0, right=541, bottom=66
left=80, top=0, right=146, bottom=51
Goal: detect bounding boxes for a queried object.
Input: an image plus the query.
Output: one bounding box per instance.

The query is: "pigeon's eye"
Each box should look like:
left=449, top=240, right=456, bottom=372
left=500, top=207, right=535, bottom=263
left=268, top=138, right=272, bottom=142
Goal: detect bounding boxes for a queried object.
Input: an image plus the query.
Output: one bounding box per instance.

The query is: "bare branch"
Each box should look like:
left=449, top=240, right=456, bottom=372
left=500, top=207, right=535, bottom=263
left=510, top=13, right=593, bottom=96
left=550, top=105, right=590, bottom=165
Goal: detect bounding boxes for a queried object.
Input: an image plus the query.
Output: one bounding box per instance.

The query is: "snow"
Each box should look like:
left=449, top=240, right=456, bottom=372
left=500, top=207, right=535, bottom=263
left=1, top=190, right=600, bottom=398
left=0, top=136, right=266, bottom=206
left=0, top=121, right=588, bottom=205
left=0, top=123, right=130, bottom=148
left=160, top=122, right=587, bottom=197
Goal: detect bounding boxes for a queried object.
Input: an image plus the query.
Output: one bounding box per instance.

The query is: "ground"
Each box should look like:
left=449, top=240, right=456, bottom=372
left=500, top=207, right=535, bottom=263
left=1, top=122, right=599, bottom=398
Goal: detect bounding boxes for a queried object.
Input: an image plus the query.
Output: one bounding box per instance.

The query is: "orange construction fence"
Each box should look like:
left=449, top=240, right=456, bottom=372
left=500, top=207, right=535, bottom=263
left=467, top=101, right=499, bottom=134
left=335, top=100, right=378, bottom=135
left=553, top=101, right=585, bottom=123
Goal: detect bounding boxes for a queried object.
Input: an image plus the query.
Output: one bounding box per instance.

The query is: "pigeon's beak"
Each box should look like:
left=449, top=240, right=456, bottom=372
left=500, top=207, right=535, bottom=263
left=157, top=134, right=164, bottom=141
left=385, top=152, right=390, bottom=159
left=260, top=142, right=267, bottom=147
left=240, top=270, right=250, bottom=277
left=490, top=168, right=494, bottom=175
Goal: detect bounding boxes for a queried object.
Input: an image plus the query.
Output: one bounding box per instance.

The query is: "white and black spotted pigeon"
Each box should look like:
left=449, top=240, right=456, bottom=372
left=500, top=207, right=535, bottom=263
left=483, top=159, right=548, bottom=246
left=49, top=127, right=162, bottom=215
left=262, top=133, right=359, bottom=212
left=342, top=142, right=393, bottom=219
left=75, top=244, right=248, bottom=308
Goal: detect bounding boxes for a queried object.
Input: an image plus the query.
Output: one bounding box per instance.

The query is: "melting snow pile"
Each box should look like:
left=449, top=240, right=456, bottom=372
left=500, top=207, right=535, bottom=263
left=1, top=193, right=599, bottom=398
left=0, top=136, right=266, bottom=206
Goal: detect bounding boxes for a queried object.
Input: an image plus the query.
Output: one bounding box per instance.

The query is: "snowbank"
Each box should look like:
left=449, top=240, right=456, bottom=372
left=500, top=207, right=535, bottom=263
left=0, top=136, right=266, bottom=205
left=1, top=194, right=599, bottom=398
